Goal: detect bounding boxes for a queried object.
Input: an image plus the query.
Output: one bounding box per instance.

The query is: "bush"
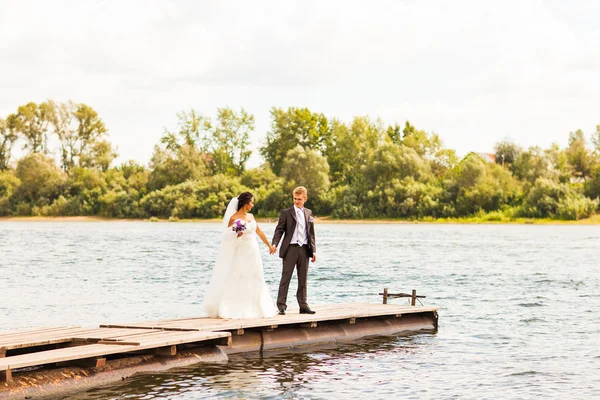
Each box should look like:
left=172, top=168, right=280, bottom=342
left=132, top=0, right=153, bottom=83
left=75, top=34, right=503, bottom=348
left=98, top=190, right=146, bottom=218
left=520, top=178, right=598, bottom=220
left=14, top=154, right=66, bottom=204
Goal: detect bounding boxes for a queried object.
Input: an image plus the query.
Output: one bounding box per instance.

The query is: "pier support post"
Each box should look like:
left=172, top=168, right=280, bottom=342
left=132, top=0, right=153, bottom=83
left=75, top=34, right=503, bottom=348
left=57, top=357, right=106, bottom=369
left=0, top=369, right=12, bottom=383
left=153, top=346, right=177, bottom=356
left=383, top=288, right=388, bottom=304
left=411, top=289, right=417, bottom=306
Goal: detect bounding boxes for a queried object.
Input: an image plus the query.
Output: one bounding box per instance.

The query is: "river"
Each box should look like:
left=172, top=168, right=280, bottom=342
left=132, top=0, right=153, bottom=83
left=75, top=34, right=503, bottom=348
left=1, top=221, right=598, bottom=399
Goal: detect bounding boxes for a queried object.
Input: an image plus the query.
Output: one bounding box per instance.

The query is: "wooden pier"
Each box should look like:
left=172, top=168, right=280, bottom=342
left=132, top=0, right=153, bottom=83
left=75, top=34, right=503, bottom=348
left=1, top=302, right=439, bottom=398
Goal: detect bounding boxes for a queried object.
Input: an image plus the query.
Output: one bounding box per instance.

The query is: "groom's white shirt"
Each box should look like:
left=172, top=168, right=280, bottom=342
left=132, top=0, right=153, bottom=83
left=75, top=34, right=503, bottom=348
left=291, top=206, right=308, bottom=246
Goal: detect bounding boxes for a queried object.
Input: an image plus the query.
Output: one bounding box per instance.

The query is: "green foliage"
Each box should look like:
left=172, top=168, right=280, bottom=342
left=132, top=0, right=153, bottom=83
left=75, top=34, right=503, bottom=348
left=0, top=170, right=20, bottom=198
left=1, top=101, right=599, bottom=221
left=260, top=107, right=330, bottom=175
left=8, top=102, right=53, bottom=154
left=544, top=143, right=572, bottom=183
left=0, top=170, right=20, bottom=216
left=511, top=146, right=557, bottom=185
left=280, top=146, right=330, bottom=197
left=99, top=190, right=145, bottom=218
left=148, top=144, right=208, bottom=191
left=14, top=153, right=66, bottom=205
left=140, top=176, right=248, bottom=219
left=208, top=108, right=254, bottom=175
left=80, top=139, right=117, bottom=172
left=161, top=109, right=210, bottom=152
left=520, top=178, right=597, bottom=219
left=444, top=154, right=521, bottom=216
left=364, top=143, right=431, bottom=185
left=0, top=117, right=18, bottom=170
left=160, top=108, right=254, bottom=175
left=494, top=139, right=522, bottom=166
left=324, top=119, right=362, bottom=185
left=592, top=125, right=600, bottom=154
left=566, top=129, right=592, bottom=180
left=585, top=164, right=600, bottom=204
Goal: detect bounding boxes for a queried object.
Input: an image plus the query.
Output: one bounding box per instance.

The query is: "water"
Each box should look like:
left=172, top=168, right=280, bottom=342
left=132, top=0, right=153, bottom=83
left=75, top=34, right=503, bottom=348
left=1, top=221, right=599, bottom=399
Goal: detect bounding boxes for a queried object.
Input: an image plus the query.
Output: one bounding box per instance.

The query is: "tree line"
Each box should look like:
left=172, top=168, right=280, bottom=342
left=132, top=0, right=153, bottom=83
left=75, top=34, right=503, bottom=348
left=1, top=100, right=599, bottom=220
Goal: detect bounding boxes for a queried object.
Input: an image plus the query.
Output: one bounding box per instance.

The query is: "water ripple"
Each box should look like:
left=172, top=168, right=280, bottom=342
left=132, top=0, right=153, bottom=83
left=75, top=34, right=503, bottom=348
left=1, top=222, right=599, bottom=399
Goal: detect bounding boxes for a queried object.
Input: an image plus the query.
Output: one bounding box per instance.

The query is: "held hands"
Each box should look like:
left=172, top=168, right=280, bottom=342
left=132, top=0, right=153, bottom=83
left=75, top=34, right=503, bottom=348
left=269, top=245, right=277, bottom=254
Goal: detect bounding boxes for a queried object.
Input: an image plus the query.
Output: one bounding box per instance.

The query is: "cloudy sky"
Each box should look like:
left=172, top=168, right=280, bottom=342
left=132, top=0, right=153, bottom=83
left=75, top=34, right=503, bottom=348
left=1, top=0, right=599, bottom=167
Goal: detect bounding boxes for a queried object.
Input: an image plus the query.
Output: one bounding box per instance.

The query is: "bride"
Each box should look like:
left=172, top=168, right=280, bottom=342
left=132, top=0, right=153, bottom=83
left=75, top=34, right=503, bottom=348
left=201, top=192, right=278, bottom=319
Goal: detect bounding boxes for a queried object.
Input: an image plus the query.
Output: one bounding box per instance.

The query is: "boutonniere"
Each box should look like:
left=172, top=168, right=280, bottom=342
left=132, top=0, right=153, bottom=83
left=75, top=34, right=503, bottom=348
left=308, top=216, right=314, bottom=223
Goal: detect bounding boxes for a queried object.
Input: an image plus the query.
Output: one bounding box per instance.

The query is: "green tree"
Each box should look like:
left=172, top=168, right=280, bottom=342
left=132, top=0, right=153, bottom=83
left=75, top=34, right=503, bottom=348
left=13, top=153, right=66, bottom=205
left=325, top=119, right=360, bottom=185
left=280, top=146, right=330, bottom=199
left=494, top=139, right=522, bottom=166
left=0, top=170, right=20, bottom=216
left=585, top=164, right=600, bottom=202
left=0, top=117, right=18, bottom=170
left=522, top=178, right=597, bottom=219
left=566, top=129, right=592, bottom=180
left=8, top=101, right=53, bottom=154
left=386, top=123, right=402, bottom=145
left=402, top=121, right=433, bottom=158
left=161, top=109, right=210, bottom=153
left=261, top=107, right=330, bottom=175
left=511, top=146, right=556, bottom=184
left=208, top=107, right=254, bottom=175
left=80, top=139, right=118, bottom=171
left=446, top=154, right=521, bottom=216
left=544, top=143, right=571, bottom=183
left=147, top=144, right=208, bottom=190
left=364, top=143, right=431, bottom=186
left=400, top=121, right=457, bottom=176
left=591, top=125, right=600, bottom=154
left=73, top=104, right=111, bottom=167
left=46, top=100, right=78, bottom=171
left=117, top=160, right=149, bottom=194
left=325, top=116, right=385, bottom=187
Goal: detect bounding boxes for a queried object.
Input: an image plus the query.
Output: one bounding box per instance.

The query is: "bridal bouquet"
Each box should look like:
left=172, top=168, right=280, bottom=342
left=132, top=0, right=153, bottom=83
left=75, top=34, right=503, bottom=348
left=231, top=218, right=247, bottom=233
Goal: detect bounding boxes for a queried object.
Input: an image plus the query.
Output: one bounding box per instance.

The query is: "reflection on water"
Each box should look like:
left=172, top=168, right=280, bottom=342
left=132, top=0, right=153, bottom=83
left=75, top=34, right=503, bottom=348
left=67, top=335, right=431, bottom=400
left=1, top=222, right=600, bottom=399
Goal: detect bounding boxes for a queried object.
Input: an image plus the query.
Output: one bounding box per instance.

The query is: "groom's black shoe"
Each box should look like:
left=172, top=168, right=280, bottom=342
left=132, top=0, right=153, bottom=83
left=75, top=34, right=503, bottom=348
left=299, top=307, right=316, bottom=314
left=278, top=309, right=285, bottom=315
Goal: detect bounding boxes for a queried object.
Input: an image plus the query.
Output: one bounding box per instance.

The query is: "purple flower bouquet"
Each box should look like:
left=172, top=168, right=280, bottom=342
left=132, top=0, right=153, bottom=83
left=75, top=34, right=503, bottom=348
left=231, top=219, right=247, bottom=233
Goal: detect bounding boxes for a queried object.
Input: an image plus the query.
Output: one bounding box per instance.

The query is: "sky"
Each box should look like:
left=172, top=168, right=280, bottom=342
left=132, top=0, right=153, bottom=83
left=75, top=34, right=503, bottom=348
left=1, top=0, right=599, bottom=168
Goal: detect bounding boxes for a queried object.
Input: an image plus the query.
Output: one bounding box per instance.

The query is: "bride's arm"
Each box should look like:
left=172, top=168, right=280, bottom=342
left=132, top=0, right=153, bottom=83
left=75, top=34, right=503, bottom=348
left=255, top=224, right=270, bottom=247
left=256, top=224, right=276, bottom=253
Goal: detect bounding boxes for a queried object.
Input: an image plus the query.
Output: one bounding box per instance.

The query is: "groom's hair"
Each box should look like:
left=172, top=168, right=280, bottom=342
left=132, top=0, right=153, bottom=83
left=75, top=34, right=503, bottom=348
left=237, top=192, right=253, bottom=210
left=293, top=186, right=307, bottom=198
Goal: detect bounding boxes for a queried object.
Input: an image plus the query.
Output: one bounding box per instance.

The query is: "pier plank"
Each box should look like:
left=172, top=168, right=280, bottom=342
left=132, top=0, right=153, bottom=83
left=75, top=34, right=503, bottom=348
left=0, top=328, right=166, bottom=350
left=0, top=303, right=438, bottom=373
left=0, top=330, right=231, bottom=371
left=0, top=326, right=79, bottom=338
left=99, top=303, right=439, bottom=333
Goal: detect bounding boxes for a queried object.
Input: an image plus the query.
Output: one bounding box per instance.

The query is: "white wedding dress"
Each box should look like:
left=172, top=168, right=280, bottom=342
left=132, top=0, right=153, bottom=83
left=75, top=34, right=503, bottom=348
left=201, top=199, right=277, bottom=319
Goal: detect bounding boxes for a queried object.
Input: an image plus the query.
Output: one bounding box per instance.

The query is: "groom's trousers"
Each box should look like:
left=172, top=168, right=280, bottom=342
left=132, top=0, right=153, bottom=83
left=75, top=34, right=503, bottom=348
left=277, top=244, right=309, bottom=310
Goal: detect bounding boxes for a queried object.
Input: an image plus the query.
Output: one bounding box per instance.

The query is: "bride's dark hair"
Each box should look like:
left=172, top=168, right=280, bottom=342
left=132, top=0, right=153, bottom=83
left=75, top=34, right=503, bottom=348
left=237, top=192, right=253, bottom=211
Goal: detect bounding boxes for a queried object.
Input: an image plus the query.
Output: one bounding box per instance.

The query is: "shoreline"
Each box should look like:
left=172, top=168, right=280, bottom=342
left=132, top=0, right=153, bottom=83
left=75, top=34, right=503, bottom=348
left=0, top=214, right=599, bottom=225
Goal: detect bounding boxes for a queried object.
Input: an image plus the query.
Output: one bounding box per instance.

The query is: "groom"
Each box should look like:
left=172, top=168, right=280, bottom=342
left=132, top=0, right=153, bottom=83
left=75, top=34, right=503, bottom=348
left=271, top=186, right=317, bottom=315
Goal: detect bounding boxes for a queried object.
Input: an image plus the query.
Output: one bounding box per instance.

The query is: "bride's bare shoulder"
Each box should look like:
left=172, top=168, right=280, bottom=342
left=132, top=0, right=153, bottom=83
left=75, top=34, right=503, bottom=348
left=228, top=214, right=237, bottom=227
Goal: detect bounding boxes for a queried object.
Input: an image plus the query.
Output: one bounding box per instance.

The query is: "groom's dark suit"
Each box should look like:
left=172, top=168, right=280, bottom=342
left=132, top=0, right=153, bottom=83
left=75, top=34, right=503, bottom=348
left=272, top=207, right=316, bottom=311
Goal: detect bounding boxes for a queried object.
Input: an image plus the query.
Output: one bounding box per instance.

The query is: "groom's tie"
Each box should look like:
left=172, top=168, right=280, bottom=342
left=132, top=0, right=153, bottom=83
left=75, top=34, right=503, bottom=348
left=295, top=209, right=305, bottom=245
